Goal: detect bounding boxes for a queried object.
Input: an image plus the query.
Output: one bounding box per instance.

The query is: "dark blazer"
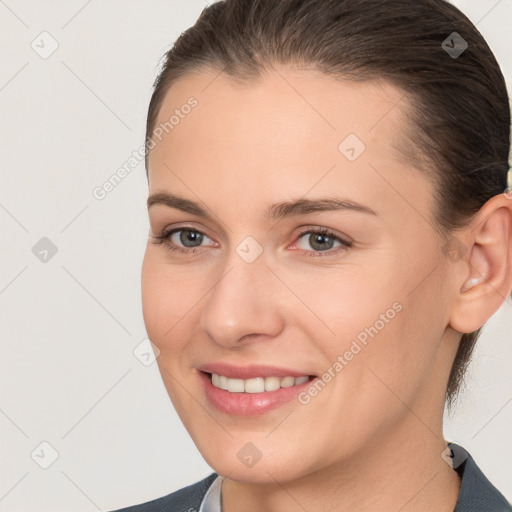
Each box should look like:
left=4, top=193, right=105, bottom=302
left=109, top=444, right=511, bottom=511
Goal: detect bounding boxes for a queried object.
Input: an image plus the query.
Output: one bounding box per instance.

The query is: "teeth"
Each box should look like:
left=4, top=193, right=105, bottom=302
left=264, top=376, right=281, bottom=391
left=280, top=376, right=295, bottom=388
left=219, top=375, right=229, bottom=390
left=227, top=378, right=245, bottom=392
left=245, top=377, right=265, bottom=393
left=210, top=373, right=311, bottom=393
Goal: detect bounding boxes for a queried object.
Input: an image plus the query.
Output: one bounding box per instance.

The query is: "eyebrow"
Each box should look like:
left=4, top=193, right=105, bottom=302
left=147, top=191, right=377, bottom=220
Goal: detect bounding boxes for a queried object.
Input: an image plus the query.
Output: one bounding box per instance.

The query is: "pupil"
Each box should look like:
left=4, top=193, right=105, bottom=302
left=310, top=233, right=333, bottom=251
left=181, top=230, right=203, bottom=247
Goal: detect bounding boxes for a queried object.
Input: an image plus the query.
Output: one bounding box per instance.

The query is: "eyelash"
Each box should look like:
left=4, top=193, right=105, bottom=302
left=150, top=226, right=353, bottom=258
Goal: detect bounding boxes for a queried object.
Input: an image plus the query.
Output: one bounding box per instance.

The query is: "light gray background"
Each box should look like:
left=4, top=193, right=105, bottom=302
left=0, top=1, right=510, bottom=510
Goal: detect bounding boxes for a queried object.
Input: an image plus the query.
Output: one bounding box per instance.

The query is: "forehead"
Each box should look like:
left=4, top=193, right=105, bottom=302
left=150, top=65, right=411, bottom=156
left=147, top=65, right=431, bottom=223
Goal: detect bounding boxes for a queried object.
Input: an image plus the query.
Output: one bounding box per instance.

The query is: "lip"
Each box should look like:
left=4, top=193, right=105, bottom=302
left=198, top=367, right=317, bottom=417
left=198, top=362, right=314, bottom=379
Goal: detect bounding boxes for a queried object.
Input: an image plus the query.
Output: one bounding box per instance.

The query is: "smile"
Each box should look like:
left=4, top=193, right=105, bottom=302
left=210, top=373, right=310, bottom=393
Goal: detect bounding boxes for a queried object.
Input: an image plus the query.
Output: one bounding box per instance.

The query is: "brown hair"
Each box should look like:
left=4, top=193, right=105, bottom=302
left=144, top=0, right=510, bottom=407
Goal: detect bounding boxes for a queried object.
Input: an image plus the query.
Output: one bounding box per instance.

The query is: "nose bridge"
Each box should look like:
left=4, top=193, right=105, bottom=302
left=198, top=240, right=283, bottom=347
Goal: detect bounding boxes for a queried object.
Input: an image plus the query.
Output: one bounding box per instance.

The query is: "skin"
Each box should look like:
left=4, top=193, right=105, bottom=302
left=141, top=64, right=512, bottom=512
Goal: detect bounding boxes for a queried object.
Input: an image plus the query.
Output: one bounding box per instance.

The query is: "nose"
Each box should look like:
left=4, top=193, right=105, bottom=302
left=198, top=247, right=285, bottom=348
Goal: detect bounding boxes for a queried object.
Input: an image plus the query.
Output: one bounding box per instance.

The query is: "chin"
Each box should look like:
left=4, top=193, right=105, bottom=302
left=197, top=441, right=313, bottom=484
left=212, top=462, right=300, bottom=485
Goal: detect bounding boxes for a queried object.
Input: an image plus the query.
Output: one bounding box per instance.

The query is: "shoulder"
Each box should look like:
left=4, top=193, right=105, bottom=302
left=450, top=443, right=511, bottom=512
left=106, top=472, right=218, bottom=512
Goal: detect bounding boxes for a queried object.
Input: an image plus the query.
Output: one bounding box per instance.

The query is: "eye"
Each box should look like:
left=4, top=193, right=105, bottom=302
left=292, top=228, right=352, bottom=257
left=171, top=229, right=205, bottom=248
left=150, top=225, right=352, bottom=258
left=150, top=227, right=216, bottom=254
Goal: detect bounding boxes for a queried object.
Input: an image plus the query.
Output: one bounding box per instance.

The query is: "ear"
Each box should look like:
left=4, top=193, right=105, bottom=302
left=449, top=194, right=512, bottom=334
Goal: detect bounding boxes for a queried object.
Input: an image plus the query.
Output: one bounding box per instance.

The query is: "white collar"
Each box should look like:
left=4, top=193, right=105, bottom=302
left=199, top=475, right=224, bottom=512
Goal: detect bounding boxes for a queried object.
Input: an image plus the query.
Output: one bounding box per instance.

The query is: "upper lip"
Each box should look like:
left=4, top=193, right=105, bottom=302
left=198, top=363, right=315, bottom=379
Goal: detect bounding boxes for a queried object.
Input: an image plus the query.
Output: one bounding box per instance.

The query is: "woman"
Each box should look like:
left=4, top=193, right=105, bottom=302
left=111, top=0, right=512, bottom=510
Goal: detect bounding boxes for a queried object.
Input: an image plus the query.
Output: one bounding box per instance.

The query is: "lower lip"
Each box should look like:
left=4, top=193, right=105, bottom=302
left=199, top=371, right=316, bottom=417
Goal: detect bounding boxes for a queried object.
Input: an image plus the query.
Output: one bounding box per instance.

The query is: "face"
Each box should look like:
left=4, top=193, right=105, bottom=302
left=141, top=65, right=457, bottom=484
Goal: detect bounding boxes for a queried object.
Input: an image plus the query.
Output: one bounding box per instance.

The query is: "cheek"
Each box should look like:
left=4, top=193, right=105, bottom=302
left=284, top=265, right=402, bottom=353
left=141, top=254, right=200, bottom=413
left=294, top=260, right=441, bottom=402
left=141, top=251, right=201, bottom=348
